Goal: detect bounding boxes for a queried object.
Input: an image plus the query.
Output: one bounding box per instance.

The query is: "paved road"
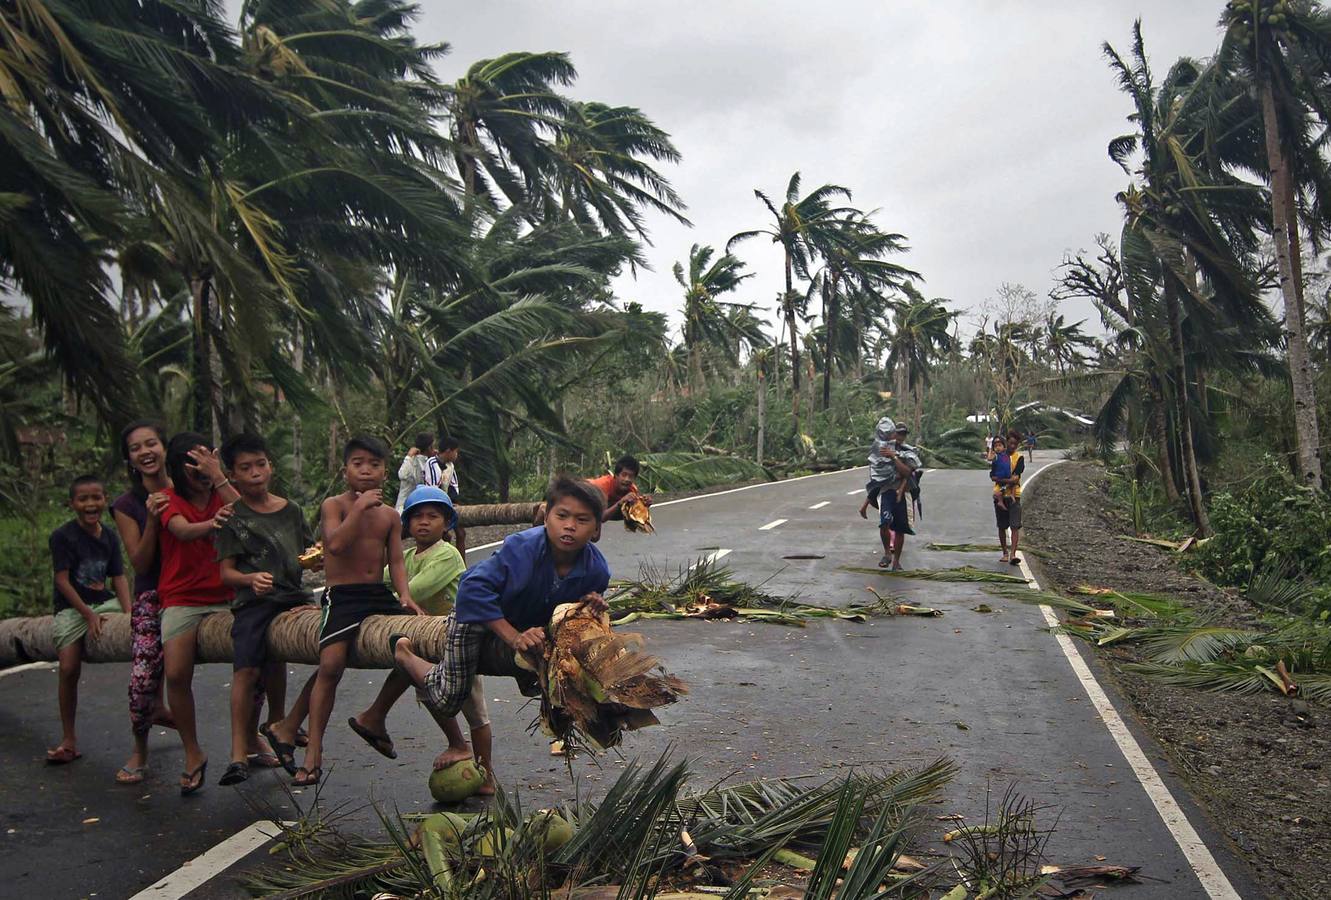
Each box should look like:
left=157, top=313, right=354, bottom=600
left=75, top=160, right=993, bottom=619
left=0, top=459, right=1259, bottom=898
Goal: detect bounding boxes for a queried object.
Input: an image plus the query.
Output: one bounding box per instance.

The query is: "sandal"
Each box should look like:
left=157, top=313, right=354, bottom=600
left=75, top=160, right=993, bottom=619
left=180, top=759, right=208, bottom=796
left=348, top=717, right=397, bottom=759
left=115, top=765, right=147, bottom=785
left=292, top=766, right=322, bottom=787
left=294, top=727, right=309, bottom=749
left=259, top=723, right=298, bottom=776
left=1009, top=556, right=1022, bottom=566
left=218, top=761, right=250, bottom=786
left=247, top=752, right=282, bottom=769
left=877, top=555, right=891, bottom=569
left=45, top=746, right=82, bottom=765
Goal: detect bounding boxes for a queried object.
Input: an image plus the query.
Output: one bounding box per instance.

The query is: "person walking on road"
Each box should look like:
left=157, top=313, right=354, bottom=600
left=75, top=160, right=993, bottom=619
left=859, top=416, right=922, bottom=570
left=992, top=429, right=1027, bottom=565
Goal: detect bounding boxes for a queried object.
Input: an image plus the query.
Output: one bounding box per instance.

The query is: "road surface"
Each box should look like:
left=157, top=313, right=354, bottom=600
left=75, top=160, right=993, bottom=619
left=0, top=458, right=1259, bottom=898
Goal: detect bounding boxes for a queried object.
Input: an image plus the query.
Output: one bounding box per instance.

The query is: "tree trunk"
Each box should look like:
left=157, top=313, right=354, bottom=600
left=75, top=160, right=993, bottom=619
left=756, top=367, right=766, bottom=465
left=894, top=358, right=909, bottom=425
left=1150, top=379, right=1180, bottom=502
left=0, top=609, right=457, bottom=668
left=1165, top=279, right=1209, bottom=534
left=822, top=279, right=837, bottom=411
left=456, top=502, right=544, bottom=527
left=783, top=255, right=802, bottom=448
left=190, top=275, right=213, bottom=437
left=291, top=322, right=304, bottom=492
left=912, top=381, right=923, bottom=436
left=1261, top=77, right=1323, bottom=489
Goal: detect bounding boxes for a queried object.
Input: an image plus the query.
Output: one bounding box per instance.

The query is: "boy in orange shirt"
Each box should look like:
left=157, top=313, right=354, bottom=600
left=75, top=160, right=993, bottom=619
left=588, top=454, right=653, bottom=522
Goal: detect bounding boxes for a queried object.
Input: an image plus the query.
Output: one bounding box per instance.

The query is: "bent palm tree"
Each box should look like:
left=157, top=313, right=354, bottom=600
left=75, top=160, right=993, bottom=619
left=673, top=243, right=756, bottom=392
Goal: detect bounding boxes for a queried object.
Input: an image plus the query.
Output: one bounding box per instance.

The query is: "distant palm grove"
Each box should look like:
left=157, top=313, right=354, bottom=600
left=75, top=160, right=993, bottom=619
left=2, top=0, right=1331, bottom=552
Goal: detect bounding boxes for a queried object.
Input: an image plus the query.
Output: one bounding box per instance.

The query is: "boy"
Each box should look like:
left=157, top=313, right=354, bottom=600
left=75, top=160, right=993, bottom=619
left=858, top=417, right=922, bottom=570
left=994, top=430, right=1027, bottom=565
left=589, top=454, right=653, bottom=522
left=348, top=485, right=495, bottom=791
left=989, top=439, right=1012, bottom=512
left=47, top=475, right=132, bottom=764
left=390, top=477, right=610, bottom=775
left=215, top=433, right=319, bottom=785
left=268, top=435, right=423, bottom=786
left=436, top=436, right=466, bottom=557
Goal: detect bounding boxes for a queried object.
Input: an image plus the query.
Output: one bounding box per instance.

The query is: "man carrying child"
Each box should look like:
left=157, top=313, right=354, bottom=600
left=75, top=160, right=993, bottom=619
left=990, top=429, right=1026, bottom=565
left=858, top=417, right=922, bottom=570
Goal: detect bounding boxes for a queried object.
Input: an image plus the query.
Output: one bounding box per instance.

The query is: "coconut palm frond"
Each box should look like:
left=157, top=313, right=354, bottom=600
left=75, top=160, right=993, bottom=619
left=634, top=452, right=771, bottom=493
left=1139, top=625, right=1256, bottom=663
left=984, top=586, right=1106, bottom=616
left=1123, top=660, right=1292, bottom=696
left=846, top=566, right=1027, bottom=584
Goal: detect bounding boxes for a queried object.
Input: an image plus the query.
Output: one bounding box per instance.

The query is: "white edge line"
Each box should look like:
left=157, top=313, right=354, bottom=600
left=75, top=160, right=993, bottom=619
left=808, top=501, right=830, bottom=510
left=0, top=661, right=55, bottom=679
left=758, top=518, right=787, bottom=531
left=1019, top=460, right=1241, bottom=900
left=130, top=820, right=294, bottom=900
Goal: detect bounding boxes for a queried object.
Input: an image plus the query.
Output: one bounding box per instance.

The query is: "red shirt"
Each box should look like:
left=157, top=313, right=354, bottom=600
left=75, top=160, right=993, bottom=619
left=588, top=473, right=637, bottom=506
left=157, top=489, right=233, bottom=608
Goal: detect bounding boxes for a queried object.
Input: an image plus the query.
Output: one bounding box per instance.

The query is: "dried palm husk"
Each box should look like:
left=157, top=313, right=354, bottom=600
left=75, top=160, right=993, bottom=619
left=622, top=496, right=654, bottom=533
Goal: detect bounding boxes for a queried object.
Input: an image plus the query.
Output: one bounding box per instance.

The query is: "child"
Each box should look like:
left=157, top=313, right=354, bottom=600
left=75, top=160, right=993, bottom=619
left=435, top=436, right=467, bottom=557
left=348, top=486, right=495, bottom=791
left=390, top=477, right=610, bottom=776
left=158, top=433, right=241, bottom=794
left=268, top=435, right=422, bottom=787
left=859, top=417, right=922, bottom=571
left=215, top=433, right=320, bottom=785
left=990, top=440, right=1012, bottom=512
left=395, top=432, right=434, bottom=512
left=46, top=475, right=133, bottom=765
left=994, top=430, right=1027, bottom=565
left=589, top=454, right=653, bottom=522
left=112, top=420, right=175, bottom=785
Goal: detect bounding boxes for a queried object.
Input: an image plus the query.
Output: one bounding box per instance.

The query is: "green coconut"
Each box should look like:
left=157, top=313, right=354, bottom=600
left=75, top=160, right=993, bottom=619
left=475, top=826, right=513, bottom=857
left=418, top=812, right=469, bottom=877
left=429, top=759, right=484, bottom=803
left=526, top=809, right=575, bottom=853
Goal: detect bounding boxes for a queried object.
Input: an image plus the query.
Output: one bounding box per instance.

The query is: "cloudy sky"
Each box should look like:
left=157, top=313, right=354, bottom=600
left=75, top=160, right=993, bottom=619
left=419, top=1, right=1229, bottom=340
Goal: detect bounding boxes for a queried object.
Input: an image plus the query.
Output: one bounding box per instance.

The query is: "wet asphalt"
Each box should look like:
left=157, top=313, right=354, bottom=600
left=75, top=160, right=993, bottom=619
left=0, top=458, right=1261, bottom=899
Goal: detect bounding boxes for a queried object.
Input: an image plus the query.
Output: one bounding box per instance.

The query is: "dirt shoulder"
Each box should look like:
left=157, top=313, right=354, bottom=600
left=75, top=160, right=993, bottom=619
left=1023, top=461, right=1330, bottom=900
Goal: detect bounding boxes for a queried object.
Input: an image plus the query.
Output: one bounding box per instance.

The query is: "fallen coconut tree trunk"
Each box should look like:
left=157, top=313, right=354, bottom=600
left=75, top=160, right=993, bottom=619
left=0, top=608, right=453, bottom=668
left=454, top=502, right=542, bottom=528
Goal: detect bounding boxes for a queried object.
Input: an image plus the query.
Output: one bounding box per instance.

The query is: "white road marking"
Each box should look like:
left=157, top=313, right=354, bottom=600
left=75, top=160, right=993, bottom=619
left=130, top=820, right=292, bottom=899
left=847, top=489, right=861, bottom=495
left=0, top=661, right=55, bottom=679
left=758, top=518, right=787, bottom=531
left=808, top=501, right=830, bottom=510
left=1018, top=460, right=1241, bottom=900
left=704, top=548, right=733, bottom=564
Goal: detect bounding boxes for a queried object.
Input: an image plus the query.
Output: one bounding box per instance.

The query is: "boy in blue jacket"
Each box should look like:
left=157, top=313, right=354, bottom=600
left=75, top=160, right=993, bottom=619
left=390, top=476, right=610, bottom=774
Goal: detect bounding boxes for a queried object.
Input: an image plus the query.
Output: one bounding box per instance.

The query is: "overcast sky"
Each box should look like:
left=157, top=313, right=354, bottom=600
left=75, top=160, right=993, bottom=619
left=421, top=2, right=1228, bottom=340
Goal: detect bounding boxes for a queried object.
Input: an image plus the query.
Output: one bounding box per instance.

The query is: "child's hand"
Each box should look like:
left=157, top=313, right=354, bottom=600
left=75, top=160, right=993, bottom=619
left=402, top=597, right=425, bottom=616
left=352, top=490, right=383, bottom=511
left=579, top=592, right=608, bottom=614
left=147, top=492, right=170, bottom=516
left=83, top=610, right=106, bottom=640
left=251, top=572, right=274, bottom=595
left=407, top=447, right=419, bottom=458
left=509, top=627, right=546, bottom=654
left=186, top=445, right=225, bottom=483
left=212, top=503, right=235, bottom=529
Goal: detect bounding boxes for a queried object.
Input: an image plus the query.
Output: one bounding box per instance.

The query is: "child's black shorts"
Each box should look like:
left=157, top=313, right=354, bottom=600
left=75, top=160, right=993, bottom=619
left=318, top=583, right=408, bottom=648
left=231, top=599, right=312, bottom=670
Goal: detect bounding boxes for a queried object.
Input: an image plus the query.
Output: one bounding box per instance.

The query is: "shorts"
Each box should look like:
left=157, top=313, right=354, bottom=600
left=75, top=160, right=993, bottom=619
left=995, top=496, right=1023, bottom=530
left=461, top=677, right=490, bottom=730
left=232, top=599, right=314, bottom=670
left=52, top=599, right=123, bottom=651
left=878, top=492, right=914, bottom=535
left=161, top=604, right=227, bottom=645
left=319, top=583, right=409, bottom=648
left=422, top=614, right=538, bottom=718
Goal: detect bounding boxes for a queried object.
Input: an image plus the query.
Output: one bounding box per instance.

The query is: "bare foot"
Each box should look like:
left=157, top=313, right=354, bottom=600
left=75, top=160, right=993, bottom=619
left=432, top=744, right=473, bottom=770
left=476, top=772, right=496, bottom=796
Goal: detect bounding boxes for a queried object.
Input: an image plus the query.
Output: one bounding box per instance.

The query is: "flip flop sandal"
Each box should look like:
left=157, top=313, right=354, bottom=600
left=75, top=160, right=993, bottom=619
left=247, top=752, right=282, bottom=769
left=259, top=723, right=298, bottom=776
left=348, top=718, right=397, bottom=759
left=292, top=766, right=322, bottom=787
left=45, top=747, right=82, bottom=765
left=180, top=760, right=208, bottom=796
left=1009, top=556, right=1022, bottom=566
left=877, top=555, right=891, bottom=569
left=294, top=728, right=309, bottom=749
left=218, top=761, right=250, bottom=786
left=115, top=766, right=147, bottom=785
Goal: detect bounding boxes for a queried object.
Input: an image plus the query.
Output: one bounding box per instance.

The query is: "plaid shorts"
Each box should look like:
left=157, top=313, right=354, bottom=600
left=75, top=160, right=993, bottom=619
left=422, top=614, right=538, bottom=717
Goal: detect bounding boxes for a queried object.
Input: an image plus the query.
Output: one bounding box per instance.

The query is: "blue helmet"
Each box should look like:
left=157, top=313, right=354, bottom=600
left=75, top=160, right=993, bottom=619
left=402, top=485, right=457, bottom=531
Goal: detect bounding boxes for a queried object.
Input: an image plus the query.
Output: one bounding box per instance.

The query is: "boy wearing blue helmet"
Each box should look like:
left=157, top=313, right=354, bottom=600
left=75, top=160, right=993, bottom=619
left=347, top=486, right=494, bottom=791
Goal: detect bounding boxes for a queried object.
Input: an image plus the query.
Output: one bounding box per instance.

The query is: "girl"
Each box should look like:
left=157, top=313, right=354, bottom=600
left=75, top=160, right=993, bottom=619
left=157, top=433, right=240, bottom=794
left=111, top=421, right=173, bottom=785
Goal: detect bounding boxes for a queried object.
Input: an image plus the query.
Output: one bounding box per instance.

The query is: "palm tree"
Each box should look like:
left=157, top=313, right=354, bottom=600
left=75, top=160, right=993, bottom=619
left=673, top=244, right=756, bottom=392
left=1043, top=313, right=1097, bottom=373
left=728, top=173, right=856, bottom=432
left=1218, top=1, right=1327, bottom=489
left=885, top=285, right=954, bottom=434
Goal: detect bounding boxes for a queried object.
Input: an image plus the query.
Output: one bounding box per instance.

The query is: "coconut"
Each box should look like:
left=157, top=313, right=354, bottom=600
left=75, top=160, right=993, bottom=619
left=429, top=759, right=484, bottom=803
left=526, top=809, right=575, bottom=852
left=419, top=811, right=469, bottom=849
left=475, top=826, right=513, bottom=857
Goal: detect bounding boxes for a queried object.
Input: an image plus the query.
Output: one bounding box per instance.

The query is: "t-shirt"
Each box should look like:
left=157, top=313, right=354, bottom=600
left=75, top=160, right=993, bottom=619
left=455, top=526, right=611, bottom=630
left=214, top=498, right=314, bottom=608
left=158, top=489, right=233, bottom=608
left=588, top=473, right=636, bottom=506
left=993, top=450, right=1026, bottom=500
left=438, top=461, right=460, bottom=502
left=49, top=520, right=124, bottom=614
left=990, top=452, right=1012, bottom=483
left=385, top=540, right=465, bottom=615
left=395, top=453, right=428, bottom=510
left=112, top=490, right=159, bottom=595
left=422, top=455, right=443, bottom=488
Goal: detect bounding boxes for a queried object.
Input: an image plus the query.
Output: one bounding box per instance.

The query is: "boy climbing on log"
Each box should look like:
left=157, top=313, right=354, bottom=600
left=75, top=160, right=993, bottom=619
left=216, top=433, right=320, bottom=786
left=46, top=475, right=133, bottom=765
left=389, top=477, right=611, bottom=778
left=267, top=435, right=423, bottom=786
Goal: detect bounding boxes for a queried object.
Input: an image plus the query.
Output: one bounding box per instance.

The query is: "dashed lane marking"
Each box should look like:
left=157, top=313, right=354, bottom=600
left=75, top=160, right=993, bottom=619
left=1018, top=461, right=1241, bottom=900
left=130, top=820, right=293, bottom=900
left=758, top=519, right=787, bottom=531
left=703, top=548, right=732, bottom=564
left=808, top=501, right=830, bottom=509
left=846, top=489, right=861, bottom=495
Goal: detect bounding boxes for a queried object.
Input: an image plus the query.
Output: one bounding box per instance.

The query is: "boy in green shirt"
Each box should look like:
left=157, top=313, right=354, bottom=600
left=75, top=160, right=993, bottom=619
left=348, top=486, right=493, bottom=792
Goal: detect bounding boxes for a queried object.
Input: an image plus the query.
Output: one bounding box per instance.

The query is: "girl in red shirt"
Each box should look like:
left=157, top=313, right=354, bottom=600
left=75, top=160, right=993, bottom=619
left=158, top=432, right=240, bottom=794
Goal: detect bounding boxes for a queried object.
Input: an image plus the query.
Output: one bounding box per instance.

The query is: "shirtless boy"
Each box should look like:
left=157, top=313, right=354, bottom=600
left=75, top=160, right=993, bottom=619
left=268, top=435, right=422, bottom=786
